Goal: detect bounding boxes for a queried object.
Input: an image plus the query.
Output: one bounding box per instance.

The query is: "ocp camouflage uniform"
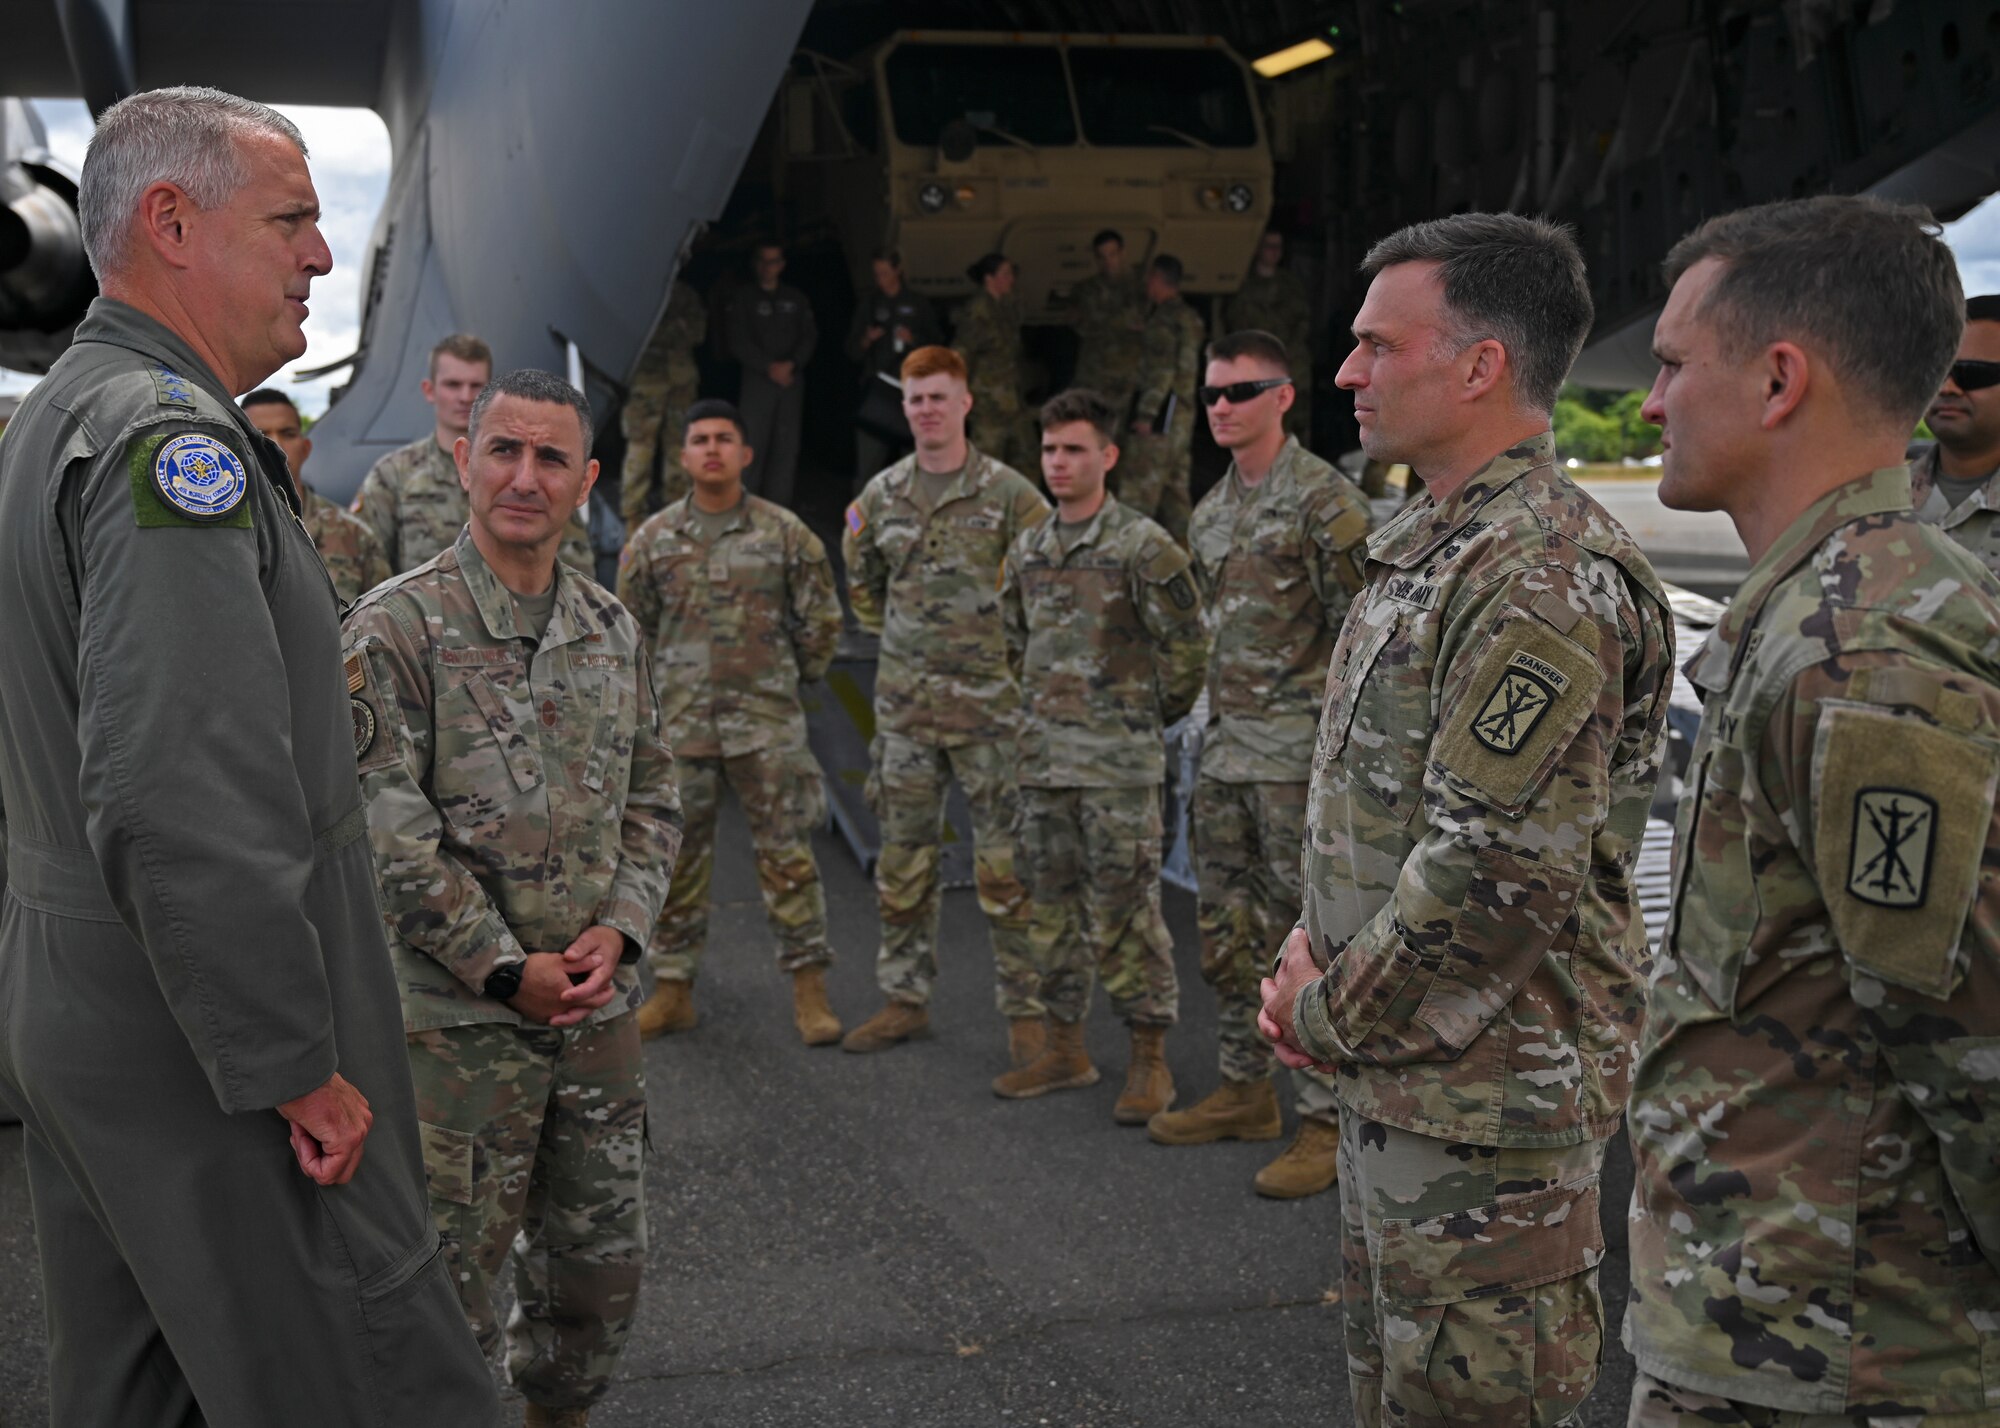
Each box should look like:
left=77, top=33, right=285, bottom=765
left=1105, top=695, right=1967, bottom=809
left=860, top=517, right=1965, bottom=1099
left=844, top=449, right=1048, bottom=1013
left=1907, top=439, right=2000, bottom=580
left=1072, top=270, right=1148, bottom=430
left=1187, top=436, right=1369, bottom=1120
left=301, top=485, right=391, bottom=604
left=1292, top=431, right=1673, bottom=1428
left=1626, top=465, right=2000, bottom=1424
left=1225, top=268, right=1312, bottom=438
left=619, top=494, right=842, bottom=984
left=954, top=289, right=1034, bottom=470
left=1002, top=498, right=1207, bottom=1025
left=620, top=279, right=706, bottom=527
left=1123, top=294, right=1205, bottom=542
left=352, top=432, right=596, bottom=576
left=344, top=529, right=681, bottom=1412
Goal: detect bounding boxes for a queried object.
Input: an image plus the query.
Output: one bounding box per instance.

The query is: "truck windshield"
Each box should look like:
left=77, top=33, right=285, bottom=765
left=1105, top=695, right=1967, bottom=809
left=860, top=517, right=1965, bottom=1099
left=884, top=43, right=1077, bottom=147
left=1069, top=48, right=1258, bottom=148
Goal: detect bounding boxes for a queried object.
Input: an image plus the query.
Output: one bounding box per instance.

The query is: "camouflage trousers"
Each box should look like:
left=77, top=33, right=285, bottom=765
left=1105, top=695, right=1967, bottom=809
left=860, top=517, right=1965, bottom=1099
left=647, top=743, right=832, bottom=983
left=409, top=1014, right=647, bottom=1412
left=1116, top=412, right=1194, bottom=544
left=1016, top=783, right=1178, bottom=1027
left=1340, top=1112, right=1607, bottom=1428
left=968, top=384, right=1037, bottom=473
left=1624, top=1371, right=1996, bottom=1428
left=619, top=377, right=696, bottom=526
left=1191, top=777, right=1338, bottom=1121
left=867, top=730, right=1038, bottom=1015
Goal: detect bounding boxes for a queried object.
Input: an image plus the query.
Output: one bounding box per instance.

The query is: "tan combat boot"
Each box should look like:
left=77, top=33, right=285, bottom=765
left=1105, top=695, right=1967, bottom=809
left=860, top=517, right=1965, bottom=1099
left=635, top=978, right=695, bottom=1039
left=1146, top=1078, right=1282, bottom=1145
left=1253, top=1117, right=1341, bottom=1199
left=840, top=999, right=930, bottom=1053
left=1113, top=1023, right=1174, bottom=1124
left=991, top=1018, right=1100, bottom=1098
left=523, top=1404, right=589, bottom=1428
left=791, top=966, right=842, bottom=1047
left=1006, top=1015, right=1047, bottom=1069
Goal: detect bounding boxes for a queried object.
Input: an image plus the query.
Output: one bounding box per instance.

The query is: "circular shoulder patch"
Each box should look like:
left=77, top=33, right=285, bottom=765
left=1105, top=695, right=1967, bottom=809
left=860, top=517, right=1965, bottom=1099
left=153, top=433, right=249, bottom=521
left=350, top=697, right=377, bottom=759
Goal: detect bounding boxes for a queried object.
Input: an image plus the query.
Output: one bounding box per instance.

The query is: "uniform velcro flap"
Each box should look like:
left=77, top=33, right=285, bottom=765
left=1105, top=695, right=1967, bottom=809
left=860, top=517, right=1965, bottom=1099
left=1811, top=702, right=1997, bottom=999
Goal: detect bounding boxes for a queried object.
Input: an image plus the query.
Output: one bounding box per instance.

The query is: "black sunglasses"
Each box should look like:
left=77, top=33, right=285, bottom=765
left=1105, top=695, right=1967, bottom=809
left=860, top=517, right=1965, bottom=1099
left=1946, top=359, right=2000, bottom=393
left=1199, top=377, right=1293, bottom=406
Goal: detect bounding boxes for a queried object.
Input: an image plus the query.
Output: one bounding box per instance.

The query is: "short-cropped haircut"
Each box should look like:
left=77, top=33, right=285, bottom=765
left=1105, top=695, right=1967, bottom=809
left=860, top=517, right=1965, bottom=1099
left=428, top=333, right=493, bottom=379
left=1663, top=195, right=1964, bottom=430
left=1207, top=330, right=1290, bottom=372
left=682, top=398, right=745, bottom=439
left=467, top=369, right=594, bottom=450
left=1362, top=212, right=1591, bottom=415
left=902, top=345, right=968, bottom=384
left=1039, top=388, right=1118, bottom=443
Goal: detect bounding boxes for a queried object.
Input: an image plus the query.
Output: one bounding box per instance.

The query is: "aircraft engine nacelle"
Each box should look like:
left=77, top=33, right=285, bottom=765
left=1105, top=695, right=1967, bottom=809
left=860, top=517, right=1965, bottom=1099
left=0, top=157, right=91, bottom=374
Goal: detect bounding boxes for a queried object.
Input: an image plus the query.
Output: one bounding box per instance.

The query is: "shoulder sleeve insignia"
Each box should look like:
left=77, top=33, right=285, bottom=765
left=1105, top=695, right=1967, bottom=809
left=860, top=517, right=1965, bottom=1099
left=845, top=501, right=867, bottom=536
left=130, top=430, right=252, bottom=528
left=1165, top=572, right=1196, bottom=610
left=351, top=697, right=377, bottom=758
left=1812, top=702, right=1998, bottom=998
left=1434, top=606, right=1604, bottom=814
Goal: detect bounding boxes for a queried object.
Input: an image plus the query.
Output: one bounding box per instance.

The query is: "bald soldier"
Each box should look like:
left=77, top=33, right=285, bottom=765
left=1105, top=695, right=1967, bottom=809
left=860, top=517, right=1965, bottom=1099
left=1626, top=200, right=2000, bottom=1427
left=241, top=386, right=391, bottom=603
left=0, top=86, right=494, bottom=1425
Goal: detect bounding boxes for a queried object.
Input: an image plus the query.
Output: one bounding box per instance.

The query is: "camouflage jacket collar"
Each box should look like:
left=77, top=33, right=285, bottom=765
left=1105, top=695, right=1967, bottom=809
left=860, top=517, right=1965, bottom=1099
left=449, top=525, right=595, bottom=650
left=883, top=447, right=999, bottom=512
left=1222, top=435, right=1308, bottom=507
left=1908, top=442, right=2000, bottom=526
left=1688, top=464, right=1912, bottom=693
left=1366, top=430, right=1556, bottom=571
left=1025, top=495, right=1124, bottom=563
left=664, top=491, right=754, bottom=538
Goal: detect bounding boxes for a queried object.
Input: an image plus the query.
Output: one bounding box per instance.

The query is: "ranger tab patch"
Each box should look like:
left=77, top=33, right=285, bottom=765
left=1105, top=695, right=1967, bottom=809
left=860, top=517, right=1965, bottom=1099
left=1847, top=787, right=1936, bottom=908
left=153, top=433, right=248, bottom=521
left=1472, top=650, right=1571, bottom=755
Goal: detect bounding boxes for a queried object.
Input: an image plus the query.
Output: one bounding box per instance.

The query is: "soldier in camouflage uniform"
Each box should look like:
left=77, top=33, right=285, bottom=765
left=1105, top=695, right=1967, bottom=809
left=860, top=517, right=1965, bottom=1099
left=1145, top=332, right=1371, bottom=1200
left=619, top=278, right=706, bottom=528
left=345, top=370, right=681, bottom=1428
left=619, top=399, right=845, bottom=1046
left=841, top=345, right=1050, bottom=1063
left=353, top=332, right=595, bottom=577
left=994, top=389, right=1208, bottom=1120
left=1259, top=216, right=1673, bottom=1428
left=1123, top=254, right=1205, bottom=543
left=955, top=252, right=1033, bottom=471
left=1225, top=230, right=1313, bottom=440
left=242, top=387, right=392, bottom=603
left=1626, top=200, right=2000, bottom=1428
left=1070, top=229, right=1148, bottom=431
left=1907, top=293, right=2000, bottom=578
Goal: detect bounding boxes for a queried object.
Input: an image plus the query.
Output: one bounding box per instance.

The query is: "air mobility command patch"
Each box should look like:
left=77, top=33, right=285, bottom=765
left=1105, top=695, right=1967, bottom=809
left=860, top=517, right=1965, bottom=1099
left=1435, top=606, right=1603, bottom=814
left=1813, top=700, right=1998, bottom=999
left=128, top=430, right=253, bottom=529
left=346, top=651, right=376, bottom=759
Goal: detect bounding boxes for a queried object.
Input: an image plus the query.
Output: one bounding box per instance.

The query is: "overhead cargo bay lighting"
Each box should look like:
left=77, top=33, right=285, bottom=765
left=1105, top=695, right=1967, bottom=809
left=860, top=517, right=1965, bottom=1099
left=1252, top=37, right=1335, bottom=79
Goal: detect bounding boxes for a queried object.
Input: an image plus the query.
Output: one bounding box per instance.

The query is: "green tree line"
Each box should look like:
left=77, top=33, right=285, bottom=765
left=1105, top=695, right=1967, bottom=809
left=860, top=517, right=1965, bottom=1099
left=1552, top=387, right=1661, bottom=464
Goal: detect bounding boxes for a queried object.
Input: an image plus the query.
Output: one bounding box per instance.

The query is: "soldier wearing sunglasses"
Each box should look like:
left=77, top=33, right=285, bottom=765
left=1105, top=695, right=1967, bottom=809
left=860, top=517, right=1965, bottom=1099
left=1911, top=294, right=2000, bottom=576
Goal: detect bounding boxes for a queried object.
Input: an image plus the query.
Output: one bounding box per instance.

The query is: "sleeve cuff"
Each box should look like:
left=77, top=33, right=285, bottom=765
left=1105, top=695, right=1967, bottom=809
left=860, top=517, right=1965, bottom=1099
left=1292, top=980, right=1342, bottom=1066
left=446, top=920, right=529, bottom=997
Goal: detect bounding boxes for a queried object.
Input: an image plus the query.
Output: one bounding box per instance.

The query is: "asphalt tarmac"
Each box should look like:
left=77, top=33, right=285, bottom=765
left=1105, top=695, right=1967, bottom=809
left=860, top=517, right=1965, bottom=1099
left=0, top=474, right=1712, bottom=1426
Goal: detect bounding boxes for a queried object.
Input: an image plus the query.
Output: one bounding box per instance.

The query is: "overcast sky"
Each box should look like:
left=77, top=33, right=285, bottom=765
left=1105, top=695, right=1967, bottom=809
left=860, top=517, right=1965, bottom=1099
left=4, top=97, right=2000, bottom=414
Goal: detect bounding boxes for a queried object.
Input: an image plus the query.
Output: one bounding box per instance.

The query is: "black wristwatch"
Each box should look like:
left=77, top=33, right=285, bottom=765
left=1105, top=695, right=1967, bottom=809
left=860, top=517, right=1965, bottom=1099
left=482, top=961, right=525, bottom=1002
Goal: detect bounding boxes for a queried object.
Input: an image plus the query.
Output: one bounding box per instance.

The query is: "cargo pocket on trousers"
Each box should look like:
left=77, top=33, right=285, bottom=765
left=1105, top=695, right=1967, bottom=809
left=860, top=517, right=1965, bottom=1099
left=1378, top=1176, right=1605, bottom=1428
left=418, top=1120, right=476, bottom=1207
